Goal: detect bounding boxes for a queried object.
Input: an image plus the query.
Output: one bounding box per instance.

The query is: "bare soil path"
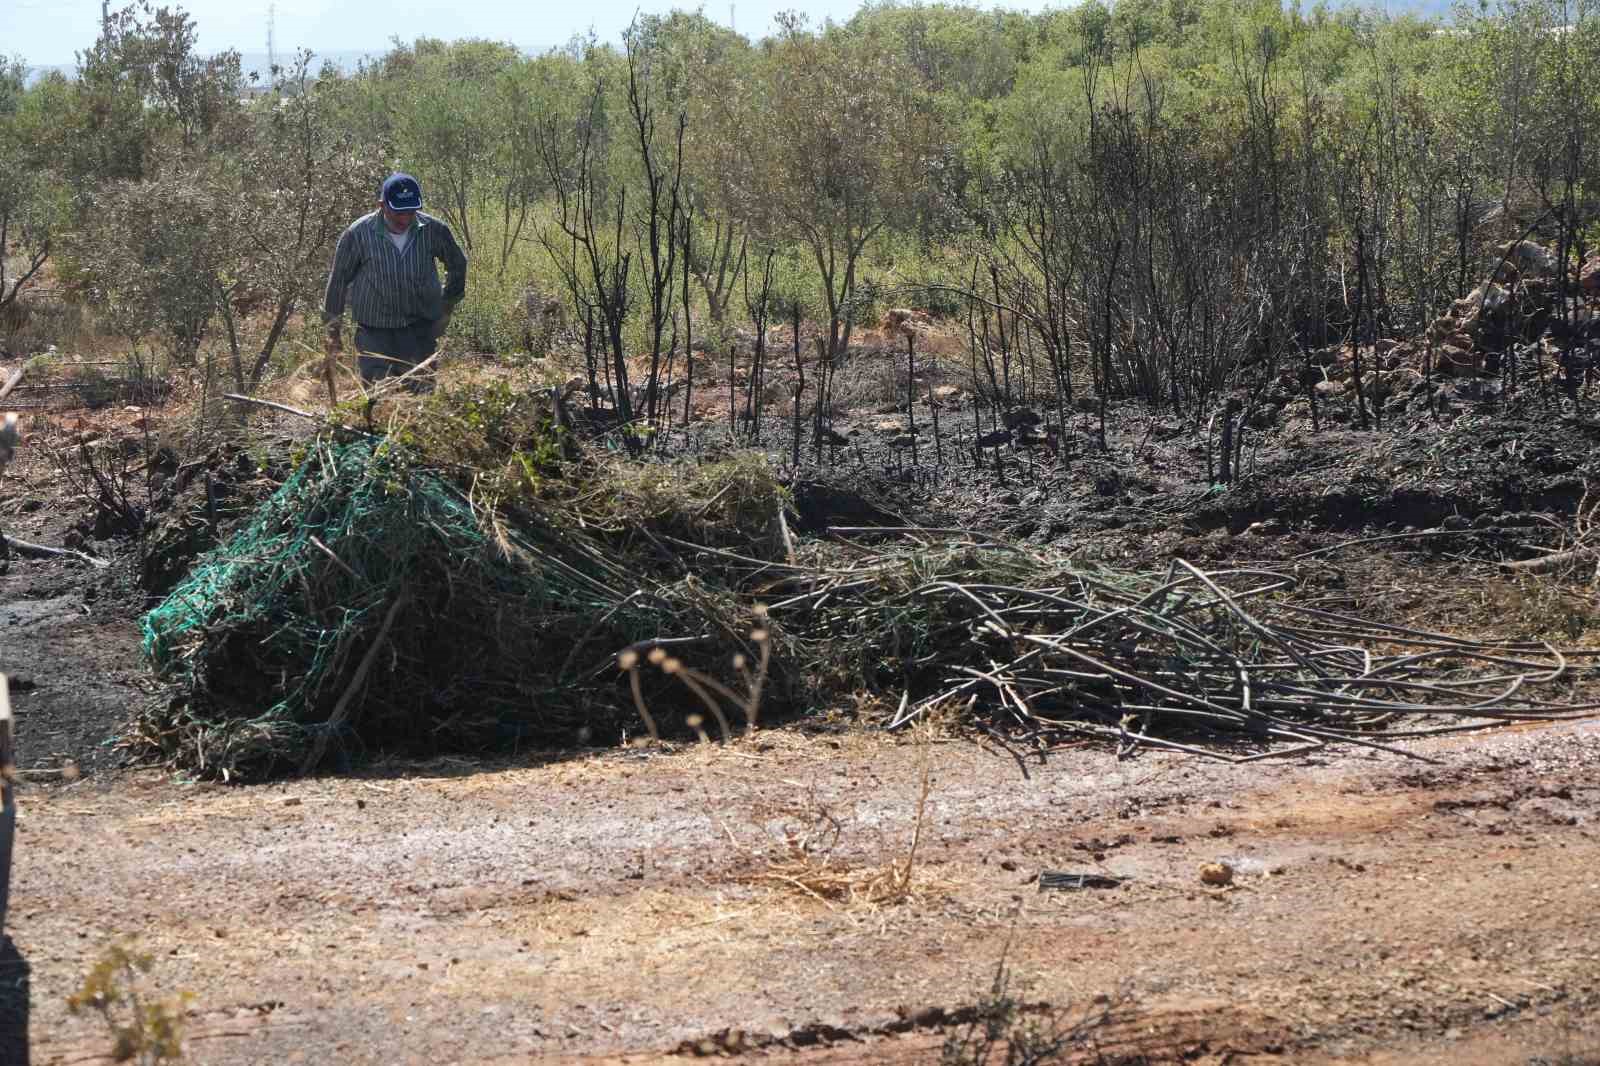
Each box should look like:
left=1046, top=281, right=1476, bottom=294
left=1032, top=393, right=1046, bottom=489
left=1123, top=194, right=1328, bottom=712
left=15, top=722, right=1600, bottom=1065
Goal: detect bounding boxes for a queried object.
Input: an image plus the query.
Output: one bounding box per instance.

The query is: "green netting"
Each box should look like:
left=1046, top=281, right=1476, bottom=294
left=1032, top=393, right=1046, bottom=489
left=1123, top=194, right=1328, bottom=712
left=138, top=435, right=754, bottom=778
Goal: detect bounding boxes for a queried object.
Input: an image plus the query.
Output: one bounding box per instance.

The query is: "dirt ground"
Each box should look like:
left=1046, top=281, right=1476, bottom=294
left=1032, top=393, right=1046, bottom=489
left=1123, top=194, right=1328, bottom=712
left=13, top=724, right=1600, bottom=1065
left=4, top=349, right=1600, bottom=1062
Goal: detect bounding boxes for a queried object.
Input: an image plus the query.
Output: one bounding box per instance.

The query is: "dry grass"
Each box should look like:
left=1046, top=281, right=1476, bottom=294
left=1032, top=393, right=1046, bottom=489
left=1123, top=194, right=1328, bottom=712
left=738, top=729, right=940, bottom=909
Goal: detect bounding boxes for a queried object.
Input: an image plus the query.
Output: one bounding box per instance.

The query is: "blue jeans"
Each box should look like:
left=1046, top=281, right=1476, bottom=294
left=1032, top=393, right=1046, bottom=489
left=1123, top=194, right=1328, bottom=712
left=354, top=321, right=438, bottom=386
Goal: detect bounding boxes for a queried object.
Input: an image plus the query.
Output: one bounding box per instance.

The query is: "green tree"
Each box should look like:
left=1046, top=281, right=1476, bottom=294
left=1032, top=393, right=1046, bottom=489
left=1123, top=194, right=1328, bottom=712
left=0, top=59, right=58, bottom=330
left=67, top=2, right=244, bottom=183
left=729, top=17, right=942, bottom=430
left=83, top=167, right=229, bottom=367
left=388, top=39, right=523, bottom=255
left=219, top=52, right=376, bottom=390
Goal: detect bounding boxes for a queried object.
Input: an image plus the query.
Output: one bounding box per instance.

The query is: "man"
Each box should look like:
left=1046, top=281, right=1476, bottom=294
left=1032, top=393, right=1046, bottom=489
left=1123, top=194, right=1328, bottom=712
left=323, top=173, right=468, bottom=388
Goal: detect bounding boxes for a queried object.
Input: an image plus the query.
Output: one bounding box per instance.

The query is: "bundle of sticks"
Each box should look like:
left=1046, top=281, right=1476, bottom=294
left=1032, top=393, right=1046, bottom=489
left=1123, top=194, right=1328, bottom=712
left=764, top=550, right=1599, bottom=764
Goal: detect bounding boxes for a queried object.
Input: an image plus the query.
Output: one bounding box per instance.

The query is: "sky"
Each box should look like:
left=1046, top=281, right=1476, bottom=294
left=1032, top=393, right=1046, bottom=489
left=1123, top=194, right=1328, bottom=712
left=3, top=0, right=940, bottom=68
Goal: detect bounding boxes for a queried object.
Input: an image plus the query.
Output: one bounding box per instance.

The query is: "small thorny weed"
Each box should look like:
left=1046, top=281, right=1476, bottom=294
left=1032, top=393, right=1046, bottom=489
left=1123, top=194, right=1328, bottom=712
left=67, top=942, right=190, bottom=1064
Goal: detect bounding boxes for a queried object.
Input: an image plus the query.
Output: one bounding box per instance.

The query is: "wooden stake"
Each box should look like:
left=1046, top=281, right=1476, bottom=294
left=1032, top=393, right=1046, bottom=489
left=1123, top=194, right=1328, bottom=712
left=0, top=673, right=14, bottom=779
left=300, top=595, right=407, bottom=775
left=323, top=346, right=339, bottom=408
left=0, top=365, right=25, bottom=404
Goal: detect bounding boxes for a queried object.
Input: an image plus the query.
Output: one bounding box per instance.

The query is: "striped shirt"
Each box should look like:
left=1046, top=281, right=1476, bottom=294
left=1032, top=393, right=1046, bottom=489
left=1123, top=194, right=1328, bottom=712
left=322, top=211, right=467, bottom=329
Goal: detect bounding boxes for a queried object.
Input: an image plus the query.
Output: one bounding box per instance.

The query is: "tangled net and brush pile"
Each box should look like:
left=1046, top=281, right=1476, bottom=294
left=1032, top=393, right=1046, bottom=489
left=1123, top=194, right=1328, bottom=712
left=138, top=429, right=778, bottom=779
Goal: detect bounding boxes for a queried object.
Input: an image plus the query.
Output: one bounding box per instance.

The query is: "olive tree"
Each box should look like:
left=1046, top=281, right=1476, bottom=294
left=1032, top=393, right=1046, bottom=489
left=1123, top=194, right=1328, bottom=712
left=0, top=59, right=56, bottom=334
left=82, top=169, right=229, bottom=367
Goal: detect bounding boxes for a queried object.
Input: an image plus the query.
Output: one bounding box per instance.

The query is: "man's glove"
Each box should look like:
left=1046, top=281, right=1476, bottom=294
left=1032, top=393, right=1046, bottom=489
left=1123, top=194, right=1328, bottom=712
left=325, top=323, right=344, bottom=356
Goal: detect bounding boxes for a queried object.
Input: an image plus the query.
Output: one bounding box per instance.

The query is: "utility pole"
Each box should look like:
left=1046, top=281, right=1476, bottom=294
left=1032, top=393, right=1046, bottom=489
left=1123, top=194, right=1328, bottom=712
left=267, top=2, right=278, bottom=84
left=729, top=3, right=736, bottom=34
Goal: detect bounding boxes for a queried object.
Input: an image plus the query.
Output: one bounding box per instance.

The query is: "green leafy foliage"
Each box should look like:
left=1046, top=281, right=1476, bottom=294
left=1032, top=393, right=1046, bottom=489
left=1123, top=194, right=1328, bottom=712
left=6, top=0, right=1600, bottom=410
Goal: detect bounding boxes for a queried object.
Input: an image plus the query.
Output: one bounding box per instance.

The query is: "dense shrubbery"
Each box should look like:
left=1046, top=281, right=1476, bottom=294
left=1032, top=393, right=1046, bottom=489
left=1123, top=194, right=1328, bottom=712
left=2, top=0, right=1597, bottom=428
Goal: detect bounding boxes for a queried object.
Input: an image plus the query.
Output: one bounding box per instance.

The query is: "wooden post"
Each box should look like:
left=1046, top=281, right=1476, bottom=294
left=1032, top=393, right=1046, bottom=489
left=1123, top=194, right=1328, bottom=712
left=906, top=332, right=919, bottom=466
left=323, top=346, right=339, bottom=408
left=0, top=673, right=16, bottom=930
left=0, top=365, right=26, bottom=404
left=0, top=673, right=14, bottom=777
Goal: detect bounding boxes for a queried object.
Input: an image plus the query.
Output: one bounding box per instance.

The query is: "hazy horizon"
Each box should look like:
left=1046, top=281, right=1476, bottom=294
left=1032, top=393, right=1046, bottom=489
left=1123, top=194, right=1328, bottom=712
left=7, top=0, right=878, bottom=69
left=7, top=0, right=1455, bottom=71
left=22, top=49, right=382, bottom=84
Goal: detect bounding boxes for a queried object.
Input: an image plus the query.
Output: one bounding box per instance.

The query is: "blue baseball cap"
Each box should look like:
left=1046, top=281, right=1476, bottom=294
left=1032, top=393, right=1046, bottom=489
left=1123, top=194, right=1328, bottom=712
left=381, top=173, right=423, bottom=212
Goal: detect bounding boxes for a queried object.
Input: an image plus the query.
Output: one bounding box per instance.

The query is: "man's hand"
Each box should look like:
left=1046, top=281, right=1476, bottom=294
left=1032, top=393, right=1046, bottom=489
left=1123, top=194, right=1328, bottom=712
left=429, top=311, right=452, bottom=342
left=325, top=324, right=343, bottom=356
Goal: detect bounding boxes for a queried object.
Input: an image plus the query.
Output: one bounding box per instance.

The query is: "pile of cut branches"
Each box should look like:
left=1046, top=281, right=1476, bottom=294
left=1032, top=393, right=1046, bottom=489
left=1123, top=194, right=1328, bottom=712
left=761, top=545, right=1600, bottom=764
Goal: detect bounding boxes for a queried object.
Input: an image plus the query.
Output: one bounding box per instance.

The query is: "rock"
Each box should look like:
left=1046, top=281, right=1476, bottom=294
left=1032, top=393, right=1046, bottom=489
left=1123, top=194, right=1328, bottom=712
left=931, top=384, right=963, bottom=404
left=880, top=307, right=932, bottom=336
left=1452, top=282, right=1509, bottom=320
left=1002, top=407, right=1042, bottom=429
left=1581, top=256, right=1600, bottom=296
left=1385, top=368, right=1423, bottom=394
left=1446, top=332, right=1475, bottom=351
left=1437, top=345, right=1482, bottom=377
left=1199, top=862, right=1234, bottom=886
left=516, top=287, right=566, bottom=354
left=1151, top=420, right=1185, bottom=440
left=1450, top=378, right=1502, bottom=403
left=873, top=419, right=905, bottom=434
left=1499, top=239, right=1558, bottom=278
left=1365, top=370, right=1422, bottom=400
left=1314, top=379, right=1342, bottom=399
